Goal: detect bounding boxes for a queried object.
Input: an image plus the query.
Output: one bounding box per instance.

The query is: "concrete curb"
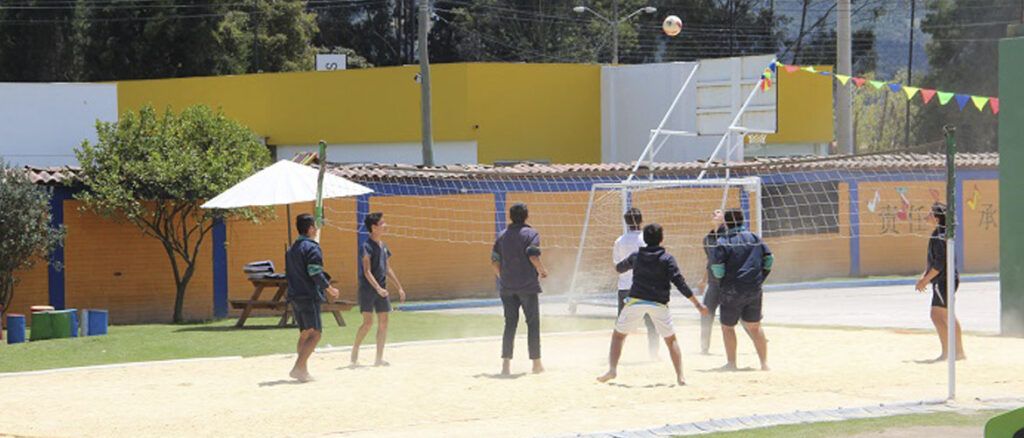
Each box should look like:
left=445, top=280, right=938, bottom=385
left=547, top=396, right=1024, bottom=437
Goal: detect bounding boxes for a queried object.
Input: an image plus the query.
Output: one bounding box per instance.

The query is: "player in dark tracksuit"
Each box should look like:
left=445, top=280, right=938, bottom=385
left=914, top=203, right=966, bottom=362
left=492, top=202, right=548, bottom=376
left=285, top=214, right=340, bottom=382
left=698, top=209, right=727, bottom=354
left=710, top=209, right=772, bottom=371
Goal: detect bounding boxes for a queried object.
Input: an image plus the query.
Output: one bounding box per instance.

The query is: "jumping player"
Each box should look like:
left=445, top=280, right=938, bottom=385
left=598, top=223, right=708, bottom=385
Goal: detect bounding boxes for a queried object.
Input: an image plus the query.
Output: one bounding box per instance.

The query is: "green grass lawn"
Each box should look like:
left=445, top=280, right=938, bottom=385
left=0, top=309, right=614, bottom=373
left=689, top=410, right=1000, bottom=438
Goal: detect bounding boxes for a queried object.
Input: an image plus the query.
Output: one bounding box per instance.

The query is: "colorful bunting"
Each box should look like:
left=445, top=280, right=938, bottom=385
left=955, top=94, right=971, bottom=110
left=771, top=62, right=998, bottom=116
left=937, top=91, right=954, bottom=105
left=920, top=89, right=937, bottom=104
left=971, top=96, right=989, bottom=111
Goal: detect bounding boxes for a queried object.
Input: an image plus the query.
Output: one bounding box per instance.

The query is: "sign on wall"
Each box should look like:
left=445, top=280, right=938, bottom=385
left=316, top=54, right=347, bottom=71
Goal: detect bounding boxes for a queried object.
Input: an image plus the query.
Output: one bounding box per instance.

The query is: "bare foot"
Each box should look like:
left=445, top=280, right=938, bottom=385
left=289, top=369, right=313, bottom=382
left=596, top=371, right=617, bottom=383
left=501, top=359, right=511, bottom=376
left=956, top=354, right=967, bottom=361
left=350, top=350, right=359, bottom=365
left=717, top=363, right=739, bottom=371
left=677, top=378, right=687, bottom=386
left=532, top=360, right=545, bottom=374
left=760, top=363, right=771, bottom=371
left=374, top=360, right=390, bottom=367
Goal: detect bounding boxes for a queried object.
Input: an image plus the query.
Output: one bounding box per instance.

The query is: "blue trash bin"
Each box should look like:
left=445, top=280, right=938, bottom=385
left=68, top=309, right=79, bottom=338
left=83, top=309, right=108, bottom=336
left=7, top=314, right=26, bottom=344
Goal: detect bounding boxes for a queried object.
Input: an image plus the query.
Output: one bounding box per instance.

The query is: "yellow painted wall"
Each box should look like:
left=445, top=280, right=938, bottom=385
left=116, top=63, right=601, bottom=164
left=6, top=258, right=50, bottom=324
left=765, top=65, right=834, bottom=144
left=962, top=180, right=1000, bottom=272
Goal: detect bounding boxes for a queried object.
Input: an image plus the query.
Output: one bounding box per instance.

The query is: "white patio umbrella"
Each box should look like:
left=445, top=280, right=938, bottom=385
left=201, top=159, right=373, bottom=243
left=201, top=159, right=372, bottom=209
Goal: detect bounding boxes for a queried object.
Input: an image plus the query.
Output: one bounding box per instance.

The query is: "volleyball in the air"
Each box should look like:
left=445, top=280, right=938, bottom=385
left=662, top=15, right=682, bottom=36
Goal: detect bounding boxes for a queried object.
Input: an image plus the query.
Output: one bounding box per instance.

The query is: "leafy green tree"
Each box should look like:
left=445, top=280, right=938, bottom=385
left=248, top=0, right=319, bottom=72
left=0, top=0, right=84, bottom=81
left=75, top=105, right=272, bottom=323
left=852, top=70, right=921, bottom=152
left=0, top=161, right=65, bottom=325
left=915, top=0, right=1008, bottom=152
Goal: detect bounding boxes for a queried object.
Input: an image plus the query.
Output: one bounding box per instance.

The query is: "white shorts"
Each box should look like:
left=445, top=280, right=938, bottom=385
left=614, top=298, right=675, bottom=338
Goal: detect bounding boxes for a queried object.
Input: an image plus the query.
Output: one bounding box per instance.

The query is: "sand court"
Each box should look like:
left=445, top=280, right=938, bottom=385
left=2, top=318, right=1022, bottom=438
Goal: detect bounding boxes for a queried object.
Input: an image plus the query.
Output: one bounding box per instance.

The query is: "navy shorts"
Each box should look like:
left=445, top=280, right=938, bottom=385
left=291, top=299, right=322, bottom=332
left=358, top=289, right=392, bottom=313
left=931, top=278, right=960, bottom=308
left=719, top=291, right=763, bottom=326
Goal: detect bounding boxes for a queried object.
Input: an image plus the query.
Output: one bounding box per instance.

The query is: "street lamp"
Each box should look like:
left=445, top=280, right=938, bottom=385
left=573, top=3, right=657, bottom=64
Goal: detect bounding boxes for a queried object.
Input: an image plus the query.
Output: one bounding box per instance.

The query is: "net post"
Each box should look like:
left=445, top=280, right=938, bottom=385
left=314, top=140, right=327, bottom=243
left=943, top=124, right=957, bottom=401
left=568, top=185, right=599, bottom=314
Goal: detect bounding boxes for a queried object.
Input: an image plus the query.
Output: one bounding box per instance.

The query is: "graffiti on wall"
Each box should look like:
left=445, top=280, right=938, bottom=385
left=866, top=187, right=933, bottom=235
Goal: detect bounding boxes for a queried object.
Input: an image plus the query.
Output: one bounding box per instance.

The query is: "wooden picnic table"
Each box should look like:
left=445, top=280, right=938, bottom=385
left=230, top=277, right=354, bottom=328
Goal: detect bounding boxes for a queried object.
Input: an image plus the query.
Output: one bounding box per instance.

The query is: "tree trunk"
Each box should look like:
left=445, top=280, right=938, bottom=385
left=172, top=257, right=198, bottom=323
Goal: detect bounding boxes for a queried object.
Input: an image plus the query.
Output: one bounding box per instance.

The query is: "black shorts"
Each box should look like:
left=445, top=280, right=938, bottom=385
left=719, top=292, right=762, bottom=326
left=291, top=299, right=322, bottom=332
left=931, top=278, right=960, bottom=308
left=358, top=289, right=392, bottom=313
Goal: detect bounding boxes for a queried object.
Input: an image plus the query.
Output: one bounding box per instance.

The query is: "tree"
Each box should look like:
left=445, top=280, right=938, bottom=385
left=0, top=0, right=84, bottom=81
left=853, top=70, right=921, bottom=152
left=914, top=0, right=1008, bottom=152
left=75, top=105, right=272, bottom=323
left=0, top=161, right=64, bottom=325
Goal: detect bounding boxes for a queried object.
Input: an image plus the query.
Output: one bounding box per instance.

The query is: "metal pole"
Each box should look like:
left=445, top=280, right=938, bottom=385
left=314, top=140, right=327, bottom=243
left=837, top=0, right=853, bottom=154
left=626, top=65, right=699, bottom=181
left=612, top=0, right=619, bottom=64
left=698, top=58, right=776, bottom=179
left=567, top=185, right=599, bottom=314
left=905, top=0, right=915, bottom=148
left=418, top=0, right=436, bottom=166
left=754, top=178, right=763, bottom=235
left=943, top=125, right=957, bottom=401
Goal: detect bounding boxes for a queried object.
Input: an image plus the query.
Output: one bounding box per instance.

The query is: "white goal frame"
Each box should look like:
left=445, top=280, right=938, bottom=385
left=566, top=176, right=762, bottom=311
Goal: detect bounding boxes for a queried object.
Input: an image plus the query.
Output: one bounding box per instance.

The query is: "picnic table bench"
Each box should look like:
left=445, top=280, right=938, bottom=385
left=231, top=277, right=354, bottom=328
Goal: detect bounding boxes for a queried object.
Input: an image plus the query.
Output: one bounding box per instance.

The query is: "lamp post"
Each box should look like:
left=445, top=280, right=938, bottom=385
left=573, top=3, right=657, bottom=64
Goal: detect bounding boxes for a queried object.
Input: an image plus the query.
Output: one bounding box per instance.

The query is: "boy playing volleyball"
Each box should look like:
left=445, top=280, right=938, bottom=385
left=286, top=214, right=340, bottom=382
left=598, top=223, right=708, bottom=385
left=351, top=212, right=406, bottom=366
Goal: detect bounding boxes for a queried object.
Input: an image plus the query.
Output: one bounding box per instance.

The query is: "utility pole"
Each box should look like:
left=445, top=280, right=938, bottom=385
left=612, top=0, right=620, bottom=64
left=418, top=0, right=435, bottom=166
left=905, top=0, right=915, bottom=148
left=252, top=0, right=260, bottom=73
left=837, top=0, right=853, bottom=154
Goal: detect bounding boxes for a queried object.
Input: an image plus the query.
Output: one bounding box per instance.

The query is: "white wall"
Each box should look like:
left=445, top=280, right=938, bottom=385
left=0, top=83, right=118, bottom=168
left=601, top=55, right=777, bottom=165
left=275, top=141, right=478, bottom=166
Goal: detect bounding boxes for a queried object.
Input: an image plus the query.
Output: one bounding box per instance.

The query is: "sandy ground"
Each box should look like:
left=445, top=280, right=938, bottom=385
left=2, top=317, right=1023, bottom=438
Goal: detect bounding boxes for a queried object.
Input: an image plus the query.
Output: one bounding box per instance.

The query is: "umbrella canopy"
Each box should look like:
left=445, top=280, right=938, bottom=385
left=201, top=160, right=373, bottom=209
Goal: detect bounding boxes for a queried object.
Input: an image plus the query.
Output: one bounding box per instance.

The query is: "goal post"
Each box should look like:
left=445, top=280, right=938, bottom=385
left=567, top=177, right=762, bottom=311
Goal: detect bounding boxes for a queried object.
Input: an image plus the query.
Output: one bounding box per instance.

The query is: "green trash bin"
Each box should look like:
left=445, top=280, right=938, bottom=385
left=30, top=312, right=55, bottom=341
left=50, top=310, right=73, bottom=339
left=985, top=406, right=1024, bottom=438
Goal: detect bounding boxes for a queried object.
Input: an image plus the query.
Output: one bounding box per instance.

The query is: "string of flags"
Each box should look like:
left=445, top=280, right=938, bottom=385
left=759, top=61, right=999, bottom=115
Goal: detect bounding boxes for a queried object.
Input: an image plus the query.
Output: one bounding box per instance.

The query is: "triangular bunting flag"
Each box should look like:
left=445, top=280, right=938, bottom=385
left=971, top=96, right=989, bottom=111
left=769, top=62, right=778, bottom=73
left=920, top=89, right=937, bottom=104
left=887, top=83, right=902, bottom=92
left=991, top=98, right=999, bottom=114
left=903, top=86, right=920, bottom=99
left=819, top=71, right=833, bottom=76
left=869, top=80, right=885, bottom=89
left=937, top=91, right=954, bottom=105
left=852, top=77, right=866, bottom=87
left=835, top=74, right=851, bottom=85
left=775, top=61, right=784, bottom=68
left=802, top=66, right=818, bottom=73
left=784, top=65, right=799, bottom=73
left=954, top=94, right=971, bottom=110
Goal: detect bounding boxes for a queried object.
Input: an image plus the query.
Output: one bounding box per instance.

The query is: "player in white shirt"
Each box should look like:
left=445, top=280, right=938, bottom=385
left=613, top=207, right=659, bottom=359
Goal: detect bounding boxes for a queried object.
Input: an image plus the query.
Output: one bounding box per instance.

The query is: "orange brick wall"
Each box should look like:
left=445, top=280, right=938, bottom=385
left=63, top=200, right=214, bottom=324
left=6, top=258, right=50, bottom=323
left=962, top=180, right=1000, bottom=273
